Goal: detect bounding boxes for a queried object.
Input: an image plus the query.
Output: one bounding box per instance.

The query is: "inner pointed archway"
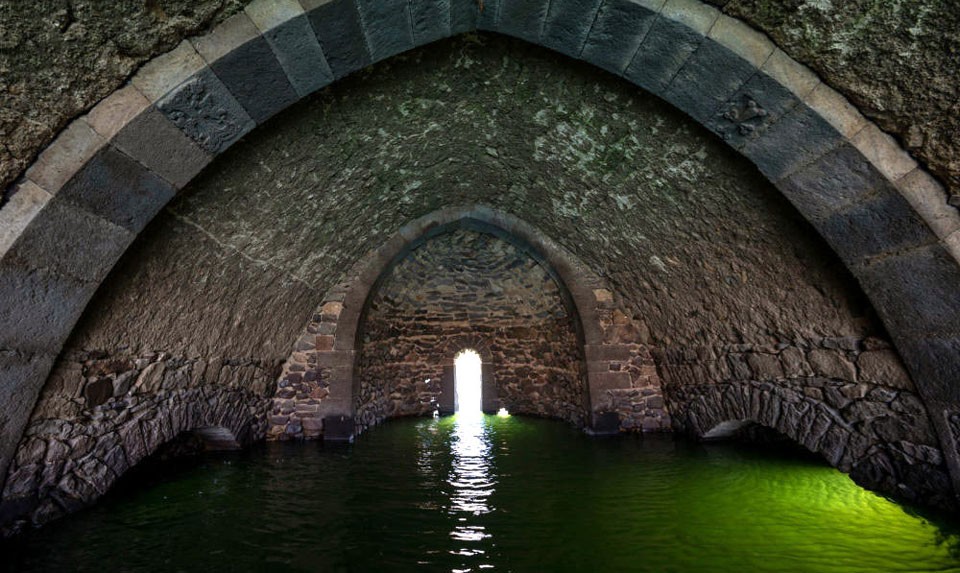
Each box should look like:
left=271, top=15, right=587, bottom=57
left=454, top=349, right=483, bottom=416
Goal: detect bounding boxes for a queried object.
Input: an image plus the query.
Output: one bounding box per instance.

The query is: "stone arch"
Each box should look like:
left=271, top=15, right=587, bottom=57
left=271, top=205, right=638, bottom=440
left=672, top=381, right=952, bottom=507
left=0, top=0, right=958, bottom=493
left=1, top=386, right=264, bottom=533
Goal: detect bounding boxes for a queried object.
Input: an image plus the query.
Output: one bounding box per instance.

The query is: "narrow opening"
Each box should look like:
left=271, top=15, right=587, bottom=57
left=454, top=349, right=482, bottom=414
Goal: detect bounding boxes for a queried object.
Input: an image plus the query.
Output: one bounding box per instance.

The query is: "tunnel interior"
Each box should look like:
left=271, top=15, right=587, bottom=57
left=0, top=5, right=958, bottom=563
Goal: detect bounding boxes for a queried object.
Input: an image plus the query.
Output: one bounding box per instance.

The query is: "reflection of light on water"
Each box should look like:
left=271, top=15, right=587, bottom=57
left=447, top=412, right=496, bottom=569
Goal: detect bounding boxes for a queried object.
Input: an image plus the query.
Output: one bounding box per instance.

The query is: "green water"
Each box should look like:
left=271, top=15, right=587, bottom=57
left=4, top=414, right=960, bottom=572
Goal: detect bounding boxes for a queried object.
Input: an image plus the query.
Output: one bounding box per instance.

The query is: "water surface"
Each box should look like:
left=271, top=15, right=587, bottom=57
left=4, top=414, right=960, bottom=572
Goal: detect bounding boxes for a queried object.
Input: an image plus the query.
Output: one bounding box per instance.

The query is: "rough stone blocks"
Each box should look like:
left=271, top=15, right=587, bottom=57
left=157, top=68, right=256, bottom=155
left=357, top=0, right=415, bottom=62
left=259, top=15, right=334, bottom=98
left=538, top=0, right=602, bottom=59
left=663, top=38, right=757, bottom=125
left=410, top=0, right=452, bottom=46
left=305, top=0, right=372, bottom=79
left=742, top=102, right=842, bottom=181
left=206, top=35, right=299, bottom=124
left=25, top=120, right=105, bottom=195
left=111, top=106, right=212, bottom=189
left=856, top=244, right=960, bottom=339
left=57, top=145, right=176, bottom=233
left=581, top=0, right=659, bottom=75
left=497, top=0, right=550, bottom=44
left=449, top=0, right=479, bottom=35
left=709, top=70, right=800, bottom=149
left=623, top=16, right=703, bottom=95
left=777, top=143, right=890, bottom=222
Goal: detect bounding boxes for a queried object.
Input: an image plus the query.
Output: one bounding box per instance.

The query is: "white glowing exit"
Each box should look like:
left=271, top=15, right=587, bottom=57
left=454, top=350, right=482, bottom=414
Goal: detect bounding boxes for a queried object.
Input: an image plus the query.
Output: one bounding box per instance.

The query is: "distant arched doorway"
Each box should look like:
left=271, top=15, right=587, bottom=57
left=454, top=349, right=483, bottom=415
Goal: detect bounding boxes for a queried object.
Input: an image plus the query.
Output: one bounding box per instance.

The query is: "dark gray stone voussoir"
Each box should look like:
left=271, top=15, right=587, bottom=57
left=776, top=143, right=887, bottom=222
left=357, top=0, right=415, bottom=62
left=210, top=36, right=299, bottom=124
left=896, top=337, right=960, bottom=403
left=663, top=38, right=757, bottom=126
left=157, top=68, right=256, bottom=155
left=709, top=70, right=800, bottom=149
left=624, top=17, right=705, bottom=96
left=112, top=105, right=212, bottom=189
left=742, top=102, right=841, bottom=181
left=3, top=199, right=132, bottom=285
left=57, top=144, right=176, bottom=233
left=497, top=0, right=550, bottom=44
left=539, top=0, right=602, bottom=59
left=477, top=0, right=501, bottom=31
left=449, top=0, right=479, bottom=35
left=818, top=184, right=935, bottom=264
left=262, top=14, right=334, bottom=97
left=306, top=0, right=372, bottom=79
left=582, top=0, right=659, bottom=76
left=410, top=0, right=452, bottom=46
left=856, top=243, right=960, bottom=339
left=0, top=261, right=95, bottom=353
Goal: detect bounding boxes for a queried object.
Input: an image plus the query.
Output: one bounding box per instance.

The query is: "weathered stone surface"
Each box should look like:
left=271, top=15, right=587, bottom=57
left=663, top=38, right=757, bottom=125
left=497, top=0, right=550, bottom=44
left=156, top=68, right=255, bottom=154
left=356, top=0, right=415, bottom=62
left=742, top=102, right=841, bottom=181
left=409, top=0, right=451, bottom=47
left=57, top=145, right=177, bottom=233
left=206, top=35, right=299, bottom=124
left=262, top=15, right=333, bottom=97
left=581, top=0, right=660, bottom=75
left=304, top=0, right=372, bottom=80
left=111, top=107, right=212, bottom=189
left=539, top=0, right=602, bottom=59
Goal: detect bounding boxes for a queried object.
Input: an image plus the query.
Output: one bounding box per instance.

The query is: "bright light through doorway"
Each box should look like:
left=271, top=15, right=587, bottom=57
left=455, top=350, right=482, bottom=414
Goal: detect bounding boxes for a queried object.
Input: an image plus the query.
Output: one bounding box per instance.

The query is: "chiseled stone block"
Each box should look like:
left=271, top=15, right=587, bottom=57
left=776, top=143, right=886, bottom=221
left=819, top=184, right=933, bottom=264
left=356, top=0, right=415, bottom=62
left=760, top=48, right=819, bottom=99
left=742, top=101, right=841, bottom=181
left=663, top=38, right=757, bottom=125
left=194, top=13, right=299, bottom=125
left=410, top=0, right=451, bottom=46
left=623, top=16, right=702, bottom=95
left=258, top=14, right=333, bottom=97
left=804, top=82, right=868, bottom=140
left=707, top=13, right=774, bottom=69
left=111, top=106, right=212, bottom=189
left=582, top=0, right=660, bottom=75
left=85, top=85, right=151, bottom=141
left=0, top=181, right=50, bottom=259
left=0, top=259, right=96, bottom=353
left=896, top=168, right=960, bottom=240
left=25, top=120, right=105, bottom=195
left=449, top=0, right=479, bottom=35
left=156, top=68, right=256, bottom=154
left=4, top=198, right=132, bottom=284
left=857, top=243, right=960, bottom=339
left=0, top=350, right=56, bottom=491
left=497, top=0, right=550, bottom=44
left=476, top=0, right=501, bottom=31
left=852, top=123, right=918, bottom=182
left=131, top=40, right=207, bottom=103
left=57, top=145, right=176, bottom=233
left=896, top=337, right=960, bottom=403
left=304, top=0, right=372, bottom=79
left=709, top=69, right=801, bottom=149
left=245, top=0, right=304, bottom=31
left=539, top=0, right=602, bottom=58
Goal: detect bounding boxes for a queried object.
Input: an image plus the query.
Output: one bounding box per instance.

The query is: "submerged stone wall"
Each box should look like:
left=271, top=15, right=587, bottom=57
left=661, top=335, right=953, bottom=508
left=357, top=229, right=586, bottom=428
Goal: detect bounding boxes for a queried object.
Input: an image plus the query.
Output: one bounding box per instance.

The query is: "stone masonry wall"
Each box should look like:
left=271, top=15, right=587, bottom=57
left=660, top=335, right=953, bottom=508
left=357, top=229, right=586, bottom=429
